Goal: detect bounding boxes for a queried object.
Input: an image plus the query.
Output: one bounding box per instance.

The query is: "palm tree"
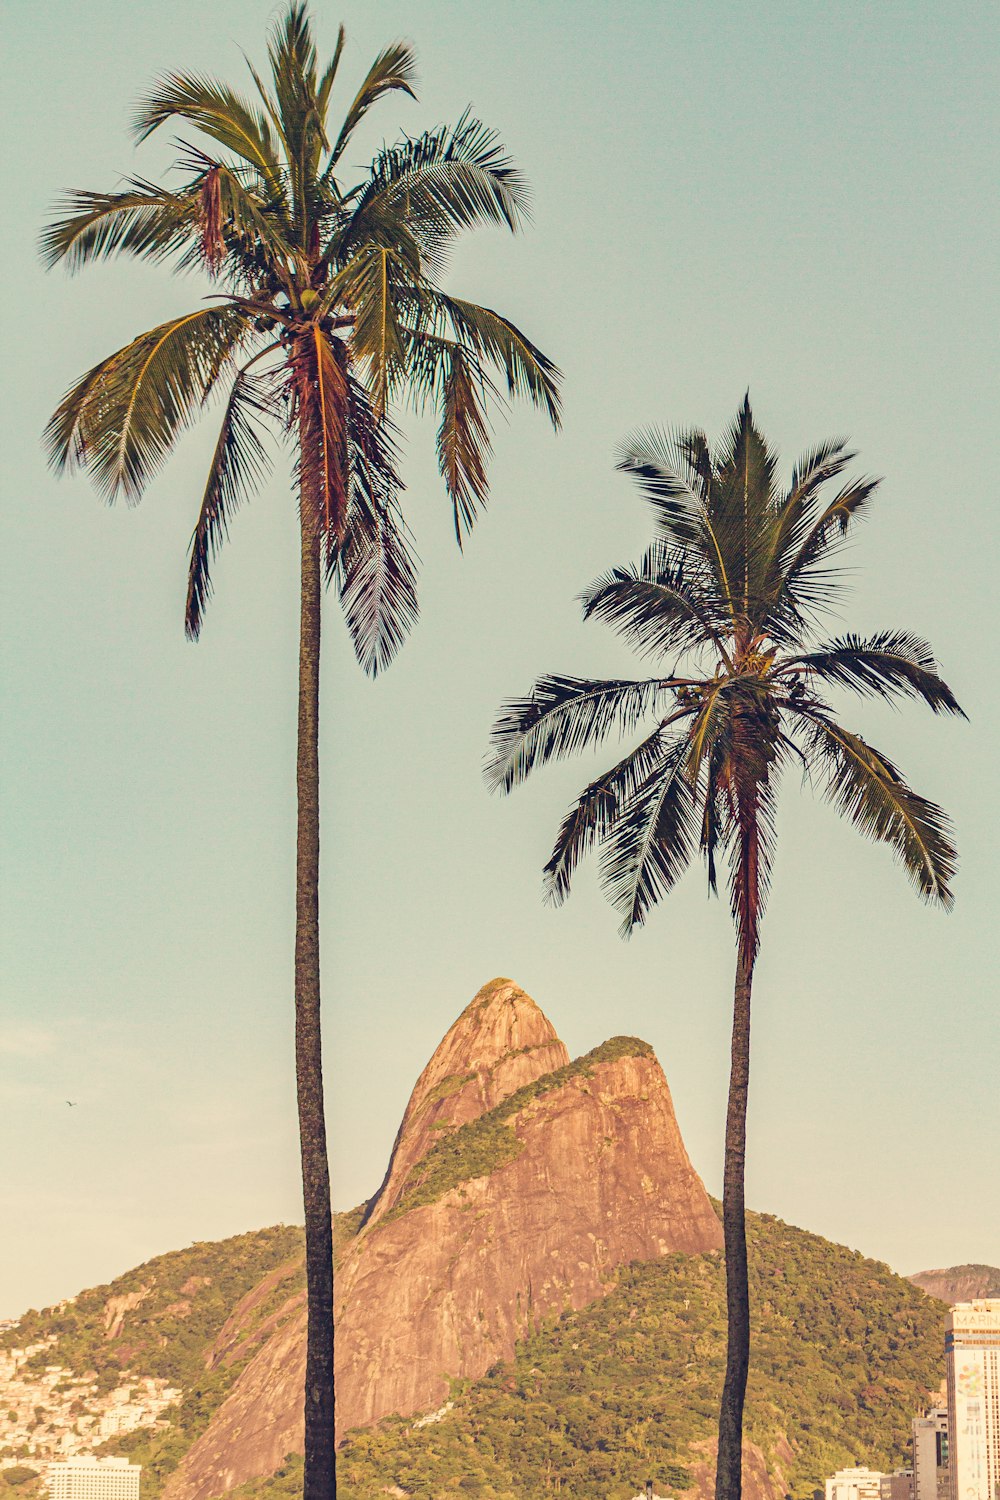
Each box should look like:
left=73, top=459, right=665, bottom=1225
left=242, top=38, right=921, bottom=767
left=486, top=396, right=961, bottom=1500
left=42, top=8, right=560, bottom=1495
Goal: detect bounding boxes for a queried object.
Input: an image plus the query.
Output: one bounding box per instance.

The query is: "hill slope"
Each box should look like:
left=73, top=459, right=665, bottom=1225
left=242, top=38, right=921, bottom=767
left=321, top=1210, right=947, bottom=1500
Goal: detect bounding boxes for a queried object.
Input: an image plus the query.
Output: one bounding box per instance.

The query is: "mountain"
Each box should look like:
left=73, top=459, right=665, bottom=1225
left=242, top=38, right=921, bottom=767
left=908, top=1265, right=1000, bottom=1303
left=242, top=1212, right=949, bottom=1500
left=165, top=979, right=723, bottom=1500
left=2, top=977, right=953, bottom=1500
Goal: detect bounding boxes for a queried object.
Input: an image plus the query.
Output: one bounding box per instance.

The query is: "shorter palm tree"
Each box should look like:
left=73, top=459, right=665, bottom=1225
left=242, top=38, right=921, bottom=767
left=486, top=396, right=962, bottom=1500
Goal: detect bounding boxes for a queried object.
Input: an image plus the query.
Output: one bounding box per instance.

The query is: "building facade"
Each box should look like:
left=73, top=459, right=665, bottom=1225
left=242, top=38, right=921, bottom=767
left=946, top=1300, right=1000, bottom=1500
left=827, top=1468, right=886, bottom=1500
left=882, top=1470, right=915, bottom=1500
left=913, top=1407, right=950, bottom=1500
left=46, top=1457, right=140, bottom=1500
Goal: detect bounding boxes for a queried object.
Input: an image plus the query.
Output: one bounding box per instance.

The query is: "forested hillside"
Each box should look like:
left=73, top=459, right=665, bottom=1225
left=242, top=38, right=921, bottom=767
left=320, top=1211, right=946, bottom=1499
left=4, top=1213, right=949, bottom=1500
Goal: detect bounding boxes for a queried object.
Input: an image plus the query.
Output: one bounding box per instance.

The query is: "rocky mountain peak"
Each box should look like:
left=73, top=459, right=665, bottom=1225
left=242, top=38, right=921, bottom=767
left=364, top=977, right=570, bottom=1227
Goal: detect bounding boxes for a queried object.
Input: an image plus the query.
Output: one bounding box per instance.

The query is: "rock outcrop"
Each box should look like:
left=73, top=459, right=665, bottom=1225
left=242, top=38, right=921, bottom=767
left=909, top=1264, right=1000, bottom=1303
left=164, top=978, right=722, bottom=1500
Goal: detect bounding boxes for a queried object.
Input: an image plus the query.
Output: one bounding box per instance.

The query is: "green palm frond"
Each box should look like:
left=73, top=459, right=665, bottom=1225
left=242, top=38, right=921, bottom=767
left=544, top=725, right=680, bottom=907
left=45, top=304, right=251, bottom=502
left=133, top=74, right=285, bottom=202
left=40, top=182, right=197, bottom=272
left=781, top=474, right=881, bottom=583
left=316, top=25, right=347, bottom=119
left=332, top=380, right=418, bottom=677
left=710, top=393, right=780, bottom=623
left=615, top=430, right=729, bottom=592
left=795, top=707, right=957, bottom=906
left=436, top=344, right=492, bottom=542
left=185, top=366, right=281, bottom=639
left=599, top=740, right=698, bottom=936
left=347, top=111, right=528, bottom=266
left=486, top=675, right=671, bottom=794
left=327, top=42, right=418, bottom=169
left=580, top=540, right=727, bottom=661
left=784, top=632, right=966, bottom=716
left=433, top=294, right=561, bottom=425
left=332, top=243, right=414, bottom=413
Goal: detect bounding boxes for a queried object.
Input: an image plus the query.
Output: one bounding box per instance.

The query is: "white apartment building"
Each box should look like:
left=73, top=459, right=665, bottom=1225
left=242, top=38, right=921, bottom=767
left=946, top=1301, right=1000, bottom=1500
left=827, top=1467, right=886, bottom=1500
left=47, top=1457, right=140, bottom=1500
left=913, top=1407, right=950, bottom=1500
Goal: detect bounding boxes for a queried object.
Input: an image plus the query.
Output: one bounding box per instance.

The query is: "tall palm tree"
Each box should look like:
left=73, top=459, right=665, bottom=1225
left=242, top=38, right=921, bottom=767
left=42, top=8, right=560, bottom=1495
left=486, top=396, right=961, bottom=1500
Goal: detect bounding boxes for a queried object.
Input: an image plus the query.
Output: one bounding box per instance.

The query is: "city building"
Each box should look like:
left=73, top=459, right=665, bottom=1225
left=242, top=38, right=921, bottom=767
left=826, top=1467, right=886, bottom=1500
left=913, top=1407, right=950, bottom=1500
left=945, top=1300, right=1000, bottom=1500
left=882, top=1470, right=915, bottom=1500
left=47, top=1457, right=140, bottom=1500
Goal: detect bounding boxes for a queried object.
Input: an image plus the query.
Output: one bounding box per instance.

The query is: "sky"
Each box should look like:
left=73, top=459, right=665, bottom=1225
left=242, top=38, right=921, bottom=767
left=1, top=0, right=998, bottom=1320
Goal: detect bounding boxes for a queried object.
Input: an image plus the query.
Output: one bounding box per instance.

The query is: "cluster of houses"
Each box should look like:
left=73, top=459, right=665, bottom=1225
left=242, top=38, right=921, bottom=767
left=0, top=1337, right=179, bottom=1472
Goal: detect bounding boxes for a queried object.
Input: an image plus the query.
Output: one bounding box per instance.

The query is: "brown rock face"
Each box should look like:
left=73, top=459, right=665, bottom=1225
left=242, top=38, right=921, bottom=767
left=164, top=979, right=722, bottom=1500
left=364, top=977, right=570, bottom=1228
left=909, top=1265, right=1000, bottom=1303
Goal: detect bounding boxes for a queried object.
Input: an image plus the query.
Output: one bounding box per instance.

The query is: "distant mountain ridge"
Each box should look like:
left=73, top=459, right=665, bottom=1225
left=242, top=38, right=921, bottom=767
left=908, top=1264, right=1000, bottom=1303
left=2, top=978, right=956, bottom=1500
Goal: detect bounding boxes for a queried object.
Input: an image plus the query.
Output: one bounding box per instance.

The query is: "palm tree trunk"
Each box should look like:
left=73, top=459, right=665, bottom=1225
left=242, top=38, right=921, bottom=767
left=295, top=507, right=336, bottom=1500
left=715, top=948, right=754, bottom=1500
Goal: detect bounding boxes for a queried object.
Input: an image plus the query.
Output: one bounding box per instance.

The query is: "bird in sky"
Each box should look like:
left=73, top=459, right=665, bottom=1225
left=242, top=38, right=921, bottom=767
left=66, top=1100, right=77, bottom=1107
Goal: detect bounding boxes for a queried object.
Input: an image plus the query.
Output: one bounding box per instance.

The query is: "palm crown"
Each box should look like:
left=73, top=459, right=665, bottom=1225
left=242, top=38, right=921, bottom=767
left=487, top=396, right=962, bottom=960
left=42, top=4, right=560, bottom=671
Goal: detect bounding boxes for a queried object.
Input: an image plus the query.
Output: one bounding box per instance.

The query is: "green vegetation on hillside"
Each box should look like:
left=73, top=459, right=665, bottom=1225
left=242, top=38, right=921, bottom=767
left=2, top=1226, right=311, bottom=1500
left=327, top=1211, right=946, bottom=1500
left=3, top=1227, right=305, bottom=1389
left=386, top=1037, right=654, bottom=1221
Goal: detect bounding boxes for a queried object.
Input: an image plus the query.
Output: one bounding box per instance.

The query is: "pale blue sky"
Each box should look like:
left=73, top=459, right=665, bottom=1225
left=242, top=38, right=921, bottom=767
left=2, top=0, right=997, bottom=1318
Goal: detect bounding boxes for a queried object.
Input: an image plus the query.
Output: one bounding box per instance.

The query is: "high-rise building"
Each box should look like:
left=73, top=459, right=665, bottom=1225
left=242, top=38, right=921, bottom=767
left=827, top=1467, right=886, bottom=1500
left=945, top=1299, right=1000, bottom=1500
left=46, top=1457, right=140, bottom=1500
left=913, top=1407, right=950, bottom=1500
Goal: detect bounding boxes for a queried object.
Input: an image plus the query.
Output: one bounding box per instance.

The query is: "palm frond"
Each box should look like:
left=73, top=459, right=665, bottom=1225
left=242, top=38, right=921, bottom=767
left=615, top=429, right=731, bottom=601
left=185, top=366, right=281, bottom=638
left=288, top=325, right=350, bottom=543
left=710, top=393, right=780, bottom=627
left=44, top=305, right=251, bottom=502
left=435, top=294, right=561, bottom=426
left=794, top=707, right=957, bottom=907
left=784, top=631, right=966, bottom=716
left=333, top=243, right=413, bottom=413
left=133, top=74, right=285, bottom=201
left=543, top=726, right=677, bottom=906
left=436, top=344, right=492, bottom=542
left=599, top=740, right=698, bottom=936
left=316, top=26, right=347, bottom=119
left=331, top=379, right=418, bottom=676
left=346, top=110, right=528, bottom=268
left=580, top=540, right=726, bottom=661
left=327, top=42, right=419, bottom=168
left=486, top=674, right=669, bottom=794
left=782, top=474, right=881, bottom=582
left=40, top=182, right=197, bottom=272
